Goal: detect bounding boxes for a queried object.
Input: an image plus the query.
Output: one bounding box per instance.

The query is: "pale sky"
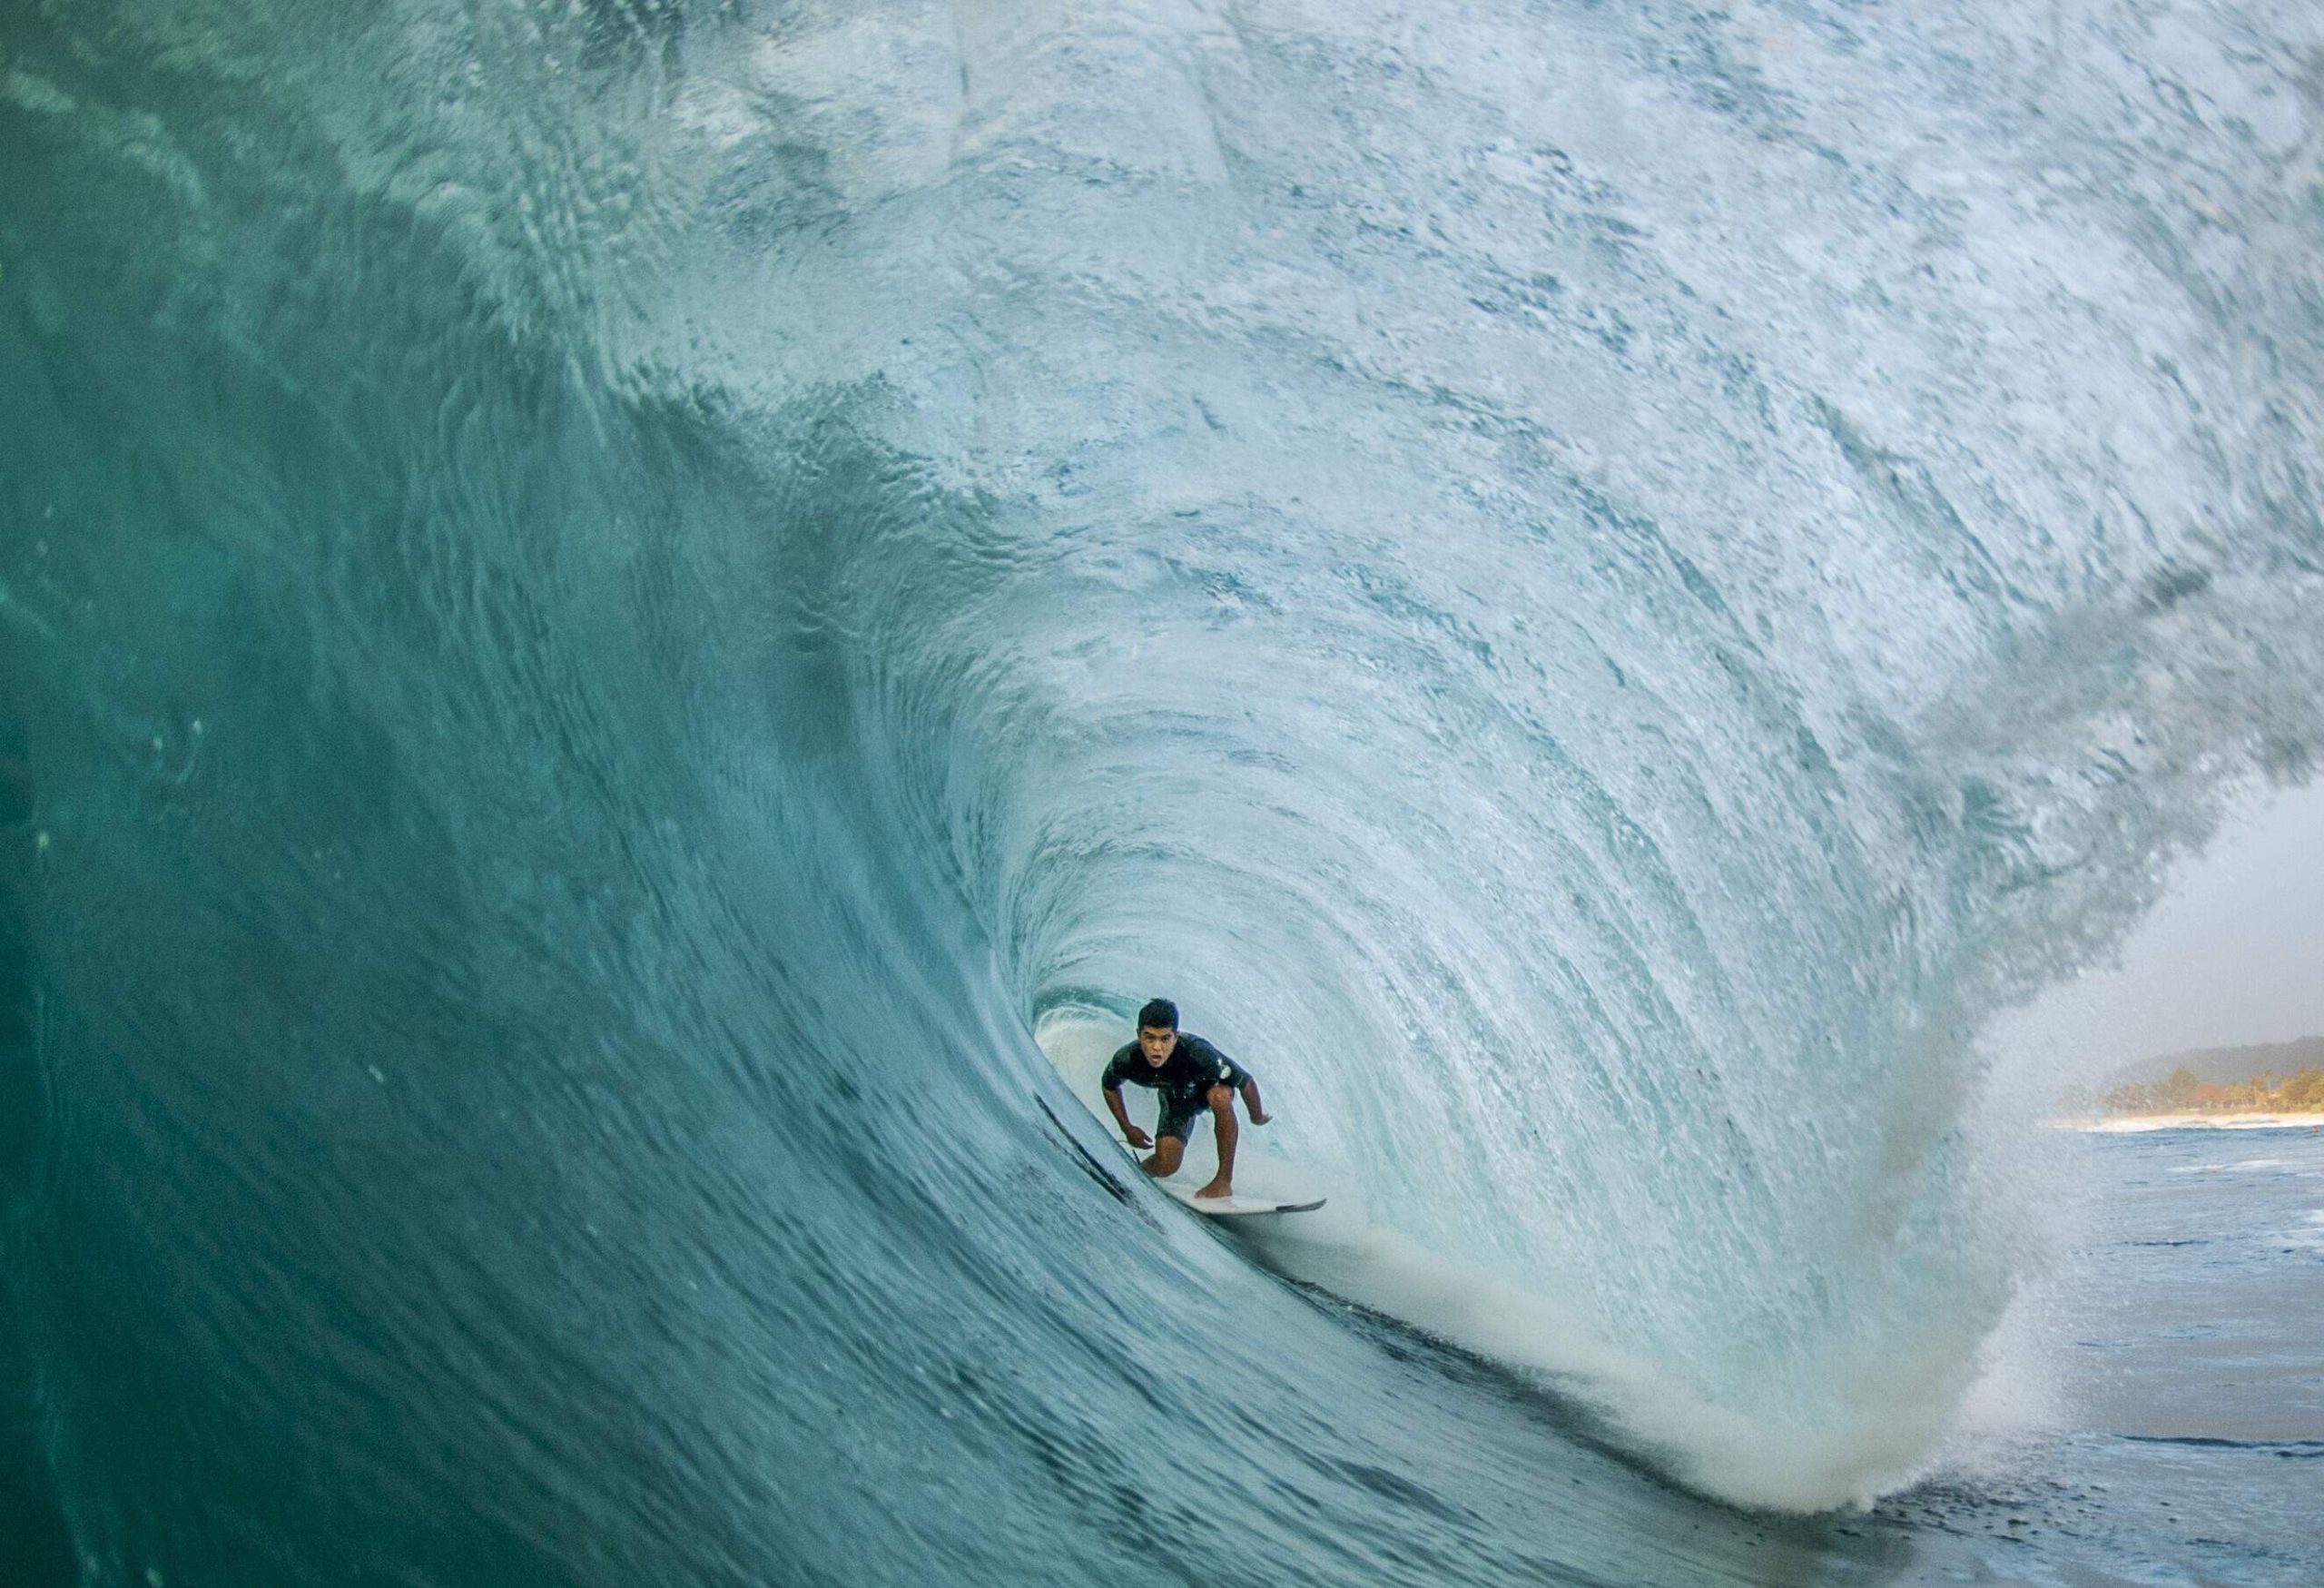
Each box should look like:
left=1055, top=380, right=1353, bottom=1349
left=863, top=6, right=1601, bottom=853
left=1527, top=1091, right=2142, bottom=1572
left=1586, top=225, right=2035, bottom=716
left=1987, top=778, right=2324, bottom=1082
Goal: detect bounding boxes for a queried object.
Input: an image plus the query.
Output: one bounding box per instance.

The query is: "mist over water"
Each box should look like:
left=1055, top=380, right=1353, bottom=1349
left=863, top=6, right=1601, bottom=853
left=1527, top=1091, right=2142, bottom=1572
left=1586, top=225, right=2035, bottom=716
left=5, top=1, right=2324, bottom=1583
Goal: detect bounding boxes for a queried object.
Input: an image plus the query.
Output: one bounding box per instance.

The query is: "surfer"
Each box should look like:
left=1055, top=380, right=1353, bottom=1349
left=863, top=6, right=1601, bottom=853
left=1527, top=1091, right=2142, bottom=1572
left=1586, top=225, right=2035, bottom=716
left=1100, top=999, right=1270, bottom=1199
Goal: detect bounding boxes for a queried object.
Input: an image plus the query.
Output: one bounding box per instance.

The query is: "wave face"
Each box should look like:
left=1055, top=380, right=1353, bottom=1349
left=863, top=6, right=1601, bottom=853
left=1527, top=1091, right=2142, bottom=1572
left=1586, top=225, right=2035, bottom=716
left=6, top=0, right=2324, bottom=1581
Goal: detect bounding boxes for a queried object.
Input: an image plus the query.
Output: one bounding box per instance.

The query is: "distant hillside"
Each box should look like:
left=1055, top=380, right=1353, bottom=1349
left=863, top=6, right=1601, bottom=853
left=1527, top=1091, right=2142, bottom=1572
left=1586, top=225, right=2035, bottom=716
left=2101, top=1034, right=2324, bottom=1090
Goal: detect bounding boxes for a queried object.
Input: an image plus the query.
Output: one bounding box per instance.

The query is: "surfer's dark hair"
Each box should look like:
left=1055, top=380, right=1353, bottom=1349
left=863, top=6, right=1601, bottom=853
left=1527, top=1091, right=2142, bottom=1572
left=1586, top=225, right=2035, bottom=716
left=1137, top=998, right=1178, bottom=1031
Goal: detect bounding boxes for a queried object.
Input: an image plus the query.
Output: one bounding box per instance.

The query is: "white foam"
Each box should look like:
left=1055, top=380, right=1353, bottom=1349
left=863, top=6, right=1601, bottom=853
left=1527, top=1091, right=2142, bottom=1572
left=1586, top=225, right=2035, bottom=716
left=1238, top=1213, right=1972, bottom=1512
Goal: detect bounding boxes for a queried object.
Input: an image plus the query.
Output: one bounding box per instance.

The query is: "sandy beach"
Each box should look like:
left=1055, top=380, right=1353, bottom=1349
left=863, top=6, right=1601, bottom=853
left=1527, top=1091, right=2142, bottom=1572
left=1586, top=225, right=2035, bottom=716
left=2054, top=1111, right=2324, bottom=1133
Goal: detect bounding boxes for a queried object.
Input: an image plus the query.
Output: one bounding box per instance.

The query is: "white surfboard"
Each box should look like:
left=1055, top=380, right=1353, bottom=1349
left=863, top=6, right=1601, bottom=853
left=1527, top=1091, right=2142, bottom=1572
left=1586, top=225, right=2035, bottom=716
left=1154, top=1179, right=1326, bottom=1217
left=1125, top=1151, right=1325, bottom=1216
left=1069, top=1090, right=1325, bottom=1217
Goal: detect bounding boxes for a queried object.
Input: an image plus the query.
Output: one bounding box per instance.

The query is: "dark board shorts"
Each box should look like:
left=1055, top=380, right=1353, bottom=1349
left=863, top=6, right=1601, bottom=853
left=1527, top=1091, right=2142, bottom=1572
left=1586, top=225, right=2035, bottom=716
left=1156, top=1086, right=1226, bottom=1143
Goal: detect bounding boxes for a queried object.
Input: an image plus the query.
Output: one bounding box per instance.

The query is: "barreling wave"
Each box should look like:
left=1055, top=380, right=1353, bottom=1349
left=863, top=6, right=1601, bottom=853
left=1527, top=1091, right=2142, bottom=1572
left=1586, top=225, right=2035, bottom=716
left=5, top=0, right=2323, bottom=1582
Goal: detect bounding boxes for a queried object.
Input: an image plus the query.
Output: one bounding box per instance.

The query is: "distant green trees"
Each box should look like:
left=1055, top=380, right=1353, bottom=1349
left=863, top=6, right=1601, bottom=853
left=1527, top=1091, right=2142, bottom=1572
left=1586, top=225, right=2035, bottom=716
left=2080, top=1064, right=2324, bottom=1116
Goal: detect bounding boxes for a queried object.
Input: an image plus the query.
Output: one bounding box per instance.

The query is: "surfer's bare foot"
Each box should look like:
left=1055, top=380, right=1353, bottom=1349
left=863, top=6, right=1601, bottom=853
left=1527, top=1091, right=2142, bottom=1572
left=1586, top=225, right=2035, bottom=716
left=1195, top=1178, right=1232, bottom=1199
left=1248, top=1110, right=1271, bottom=1126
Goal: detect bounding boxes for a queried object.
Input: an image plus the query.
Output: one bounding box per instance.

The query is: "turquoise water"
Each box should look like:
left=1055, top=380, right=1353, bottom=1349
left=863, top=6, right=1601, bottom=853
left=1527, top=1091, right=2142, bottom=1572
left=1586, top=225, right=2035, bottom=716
left=5, top=2, right=2323, bottom=1583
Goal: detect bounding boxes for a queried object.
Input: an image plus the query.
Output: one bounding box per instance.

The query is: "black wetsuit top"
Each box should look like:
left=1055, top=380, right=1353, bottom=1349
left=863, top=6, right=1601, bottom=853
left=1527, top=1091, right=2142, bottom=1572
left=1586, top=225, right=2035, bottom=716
left=1101, top=1033, right=1252, bottom=1139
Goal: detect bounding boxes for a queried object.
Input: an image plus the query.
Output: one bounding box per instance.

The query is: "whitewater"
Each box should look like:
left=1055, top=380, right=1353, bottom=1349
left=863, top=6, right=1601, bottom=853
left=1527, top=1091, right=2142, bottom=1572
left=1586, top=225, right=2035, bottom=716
left=5, top=1, right=2323, bottom=1583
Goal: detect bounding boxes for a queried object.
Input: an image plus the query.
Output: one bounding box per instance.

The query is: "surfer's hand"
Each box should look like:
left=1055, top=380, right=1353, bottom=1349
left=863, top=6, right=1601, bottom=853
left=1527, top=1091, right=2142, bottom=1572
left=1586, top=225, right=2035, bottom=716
left=1124, top=1126, right=1153, bottom=1149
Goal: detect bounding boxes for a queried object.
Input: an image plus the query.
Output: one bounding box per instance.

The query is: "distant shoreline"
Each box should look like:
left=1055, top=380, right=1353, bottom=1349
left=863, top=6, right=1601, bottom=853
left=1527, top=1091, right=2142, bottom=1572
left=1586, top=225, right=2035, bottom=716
left=2050, top=1110, right=2324, bottom=1133
left=2065, top=1045, right=2324, bottom=1123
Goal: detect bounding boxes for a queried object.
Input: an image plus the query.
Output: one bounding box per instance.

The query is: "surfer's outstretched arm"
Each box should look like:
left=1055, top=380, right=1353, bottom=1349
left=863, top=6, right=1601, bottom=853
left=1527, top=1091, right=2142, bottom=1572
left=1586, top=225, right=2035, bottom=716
left=1238, top=1074, right=1269, bottom=1126
left=1103, top=1086, right=1152, bottom=1150
left=1195, top=1084, right=1238, bottom=1199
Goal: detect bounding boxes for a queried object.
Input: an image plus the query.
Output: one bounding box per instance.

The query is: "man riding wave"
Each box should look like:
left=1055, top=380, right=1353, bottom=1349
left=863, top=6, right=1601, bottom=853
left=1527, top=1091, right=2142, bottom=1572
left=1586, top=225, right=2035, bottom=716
left=1100, top=998, right=1270, bottom=1199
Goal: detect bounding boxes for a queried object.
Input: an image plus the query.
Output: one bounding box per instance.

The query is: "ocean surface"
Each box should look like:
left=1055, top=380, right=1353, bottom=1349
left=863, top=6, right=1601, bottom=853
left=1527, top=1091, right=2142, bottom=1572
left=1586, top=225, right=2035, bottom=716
left=1903, top=1123, right=2324, bottom=1585
left=5, top=2, right=2324, bottom=1583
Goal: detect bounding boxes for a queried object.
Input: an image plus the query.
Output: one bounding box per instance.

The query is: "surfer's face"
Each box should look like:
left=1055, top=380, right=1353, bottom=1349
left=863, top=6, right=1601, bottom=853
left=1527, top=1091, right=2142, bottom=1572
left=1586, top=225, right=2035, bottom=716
left=1137, top=1025, right=1178, bottom=1065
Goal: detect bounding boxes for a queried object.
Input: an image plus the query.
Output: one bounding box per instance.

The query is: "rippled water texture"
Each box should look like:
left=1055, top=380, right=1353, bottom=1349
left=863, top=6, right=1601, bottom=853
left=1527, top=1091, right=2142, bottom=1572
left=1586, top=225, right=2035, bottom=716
left=4, top=2, right=2323, bottom=1583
